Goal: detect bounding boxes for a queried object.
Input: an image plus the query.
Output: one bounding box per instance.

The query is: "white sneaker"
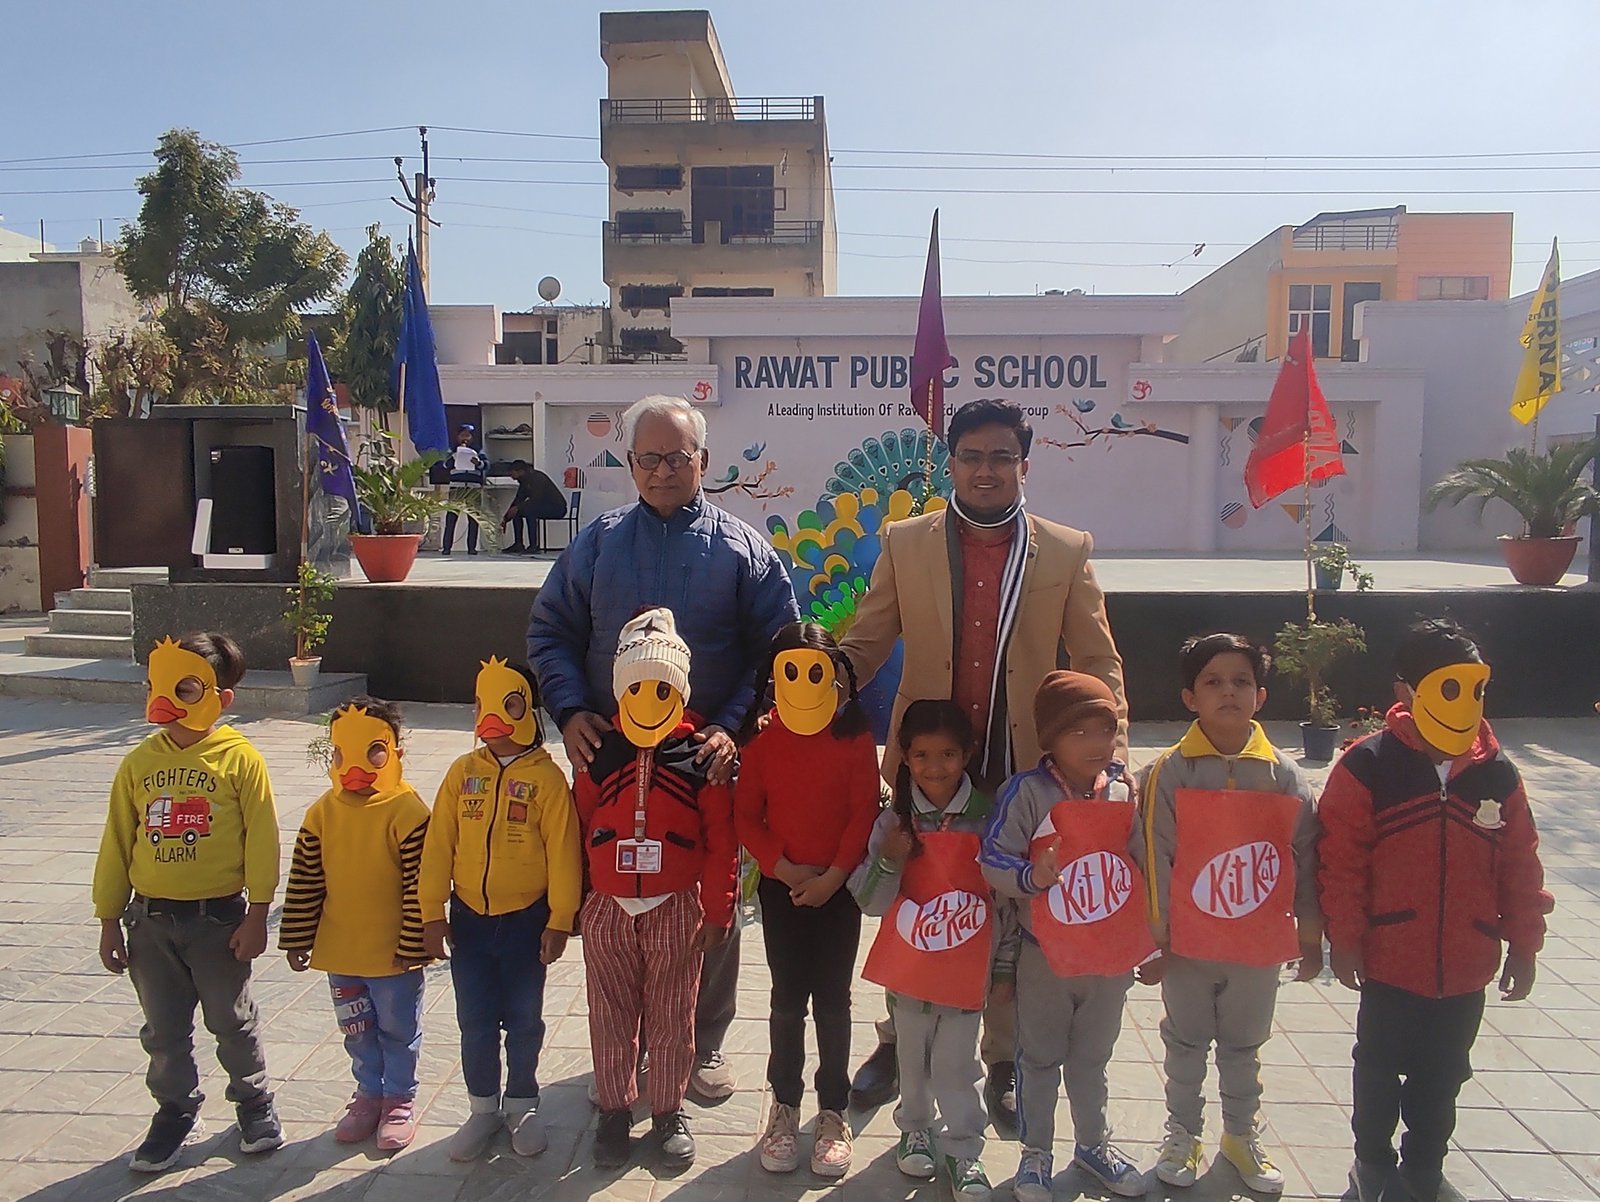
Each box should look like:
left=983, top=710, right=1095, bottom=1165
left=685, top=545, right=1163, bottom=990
left=811, top=1109, right=853, bottom=1178
left=896, top=1127, right=937, bottom=1178
left=759, top=1102, right=801, bottom=1173
left=1156, top=1121, right=1203, bottom=1187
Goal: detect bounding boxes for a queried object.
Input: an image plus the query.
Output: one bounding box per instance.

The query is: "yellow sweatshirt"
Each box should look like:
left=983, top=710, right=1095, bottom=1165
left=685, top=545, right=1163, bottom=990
left=93, top=726, right=279, bottom=919
left=278, top=783, right=430, bottom=977
left=420, top=745, right=582, bottom=931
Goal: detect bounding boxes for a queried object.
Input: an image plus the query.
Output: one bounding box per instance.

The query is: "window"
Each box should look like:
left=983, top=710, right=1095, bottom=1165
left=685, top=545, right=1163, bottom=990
left=614, top=209, right=685, bottom=238
left=1340, top=282, right=1381, bottom=361
left=618, top=327, right=685, bottom=357
left=1417, top=275, right=1490, bottom=301
left=615, top=165, right=684, bottom=192
left=691, top=165, right=777, bottom=241
left=690, top=286, right=775, bottom=298
left=620, top=284, right=683, bottom=313
left=1287, top=283, right=1332, bottom=357
left=496, top=331, right=544, bottom=365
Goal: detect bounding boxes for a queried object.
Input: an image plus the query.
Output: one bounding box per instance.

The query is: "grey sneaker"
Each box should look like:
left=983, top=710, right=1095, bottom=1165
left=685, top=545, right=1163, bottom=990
left=448, top=1107, right=503, bottom=1162
left=688, top=1049, right=736, bottom=1101
left=505, top=1098, right=547, bottom=1157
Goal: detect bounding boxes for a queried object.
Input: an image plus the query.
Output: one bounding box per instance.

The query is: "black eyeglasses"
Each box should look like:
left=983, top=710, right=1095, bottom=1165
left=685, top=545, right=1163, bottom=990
left=629, top=450, right=695, bottom=473
left=953, top=450, right=1023, bottom=470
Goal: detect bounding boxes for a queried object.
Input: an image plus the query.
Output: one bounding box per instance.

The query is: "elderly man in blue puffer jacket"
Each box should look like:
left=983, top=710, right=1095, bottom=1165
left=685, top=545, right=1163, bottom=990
left=528, top=393, right=800, bottom=1104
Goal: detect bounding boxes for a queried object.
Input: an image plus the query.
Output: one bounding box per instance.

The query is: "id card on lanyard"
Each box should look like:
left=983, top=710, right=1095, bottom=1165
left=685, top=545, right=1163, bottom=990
left=616, top=748, right=663, bottom=874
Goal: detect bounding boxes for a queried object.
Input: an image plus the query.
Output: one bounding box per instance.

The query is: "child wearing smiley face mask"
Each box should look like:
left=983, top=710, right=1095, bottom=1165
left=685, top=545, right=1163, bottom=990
left=279, top=697, right=433, bottom=1152
left=575, top=607, right=739, bottom=1170
left=93, top=633, right=282, bottom=1173
left=736, top=622, right=880, bottom=1179
left=1319, top=620, right=1553, bottom=1202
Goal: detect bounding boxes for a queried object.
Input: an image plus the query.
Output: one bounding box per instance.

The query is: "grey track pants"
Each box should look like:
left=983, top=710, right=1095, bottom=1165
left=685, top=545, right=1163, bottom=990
left=1159, top=954, right=1280, bottom=1137
left=891, top=997, right=987, bottom=1160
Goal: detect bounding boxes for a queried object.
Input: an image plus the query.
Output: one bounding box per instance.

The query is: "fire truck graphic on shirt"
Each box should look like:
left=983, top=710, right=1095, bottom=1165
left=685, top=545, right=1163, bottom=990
left=145, top=795, right=213, bottom=846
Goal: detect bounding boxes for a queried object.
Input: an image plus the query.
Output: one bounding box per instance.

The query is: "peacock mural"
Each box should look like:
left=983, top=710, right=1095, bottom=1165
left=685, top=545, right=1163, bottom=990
left=767, top=429, right=953, bottom=738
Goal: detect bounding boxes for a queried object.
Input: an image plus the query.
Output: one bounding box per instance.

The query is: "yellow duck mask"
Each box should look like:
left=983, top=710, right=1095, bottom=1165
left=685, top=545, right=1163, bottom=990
left=330, top=705, right=404, bottom=794
left=773, top=648, right=839, bottom=737
left=475, top=657, right=538, bottom=745
left=1408, top=662, right=1491, bottom=758
left=146, top=638, right=223, bottom=732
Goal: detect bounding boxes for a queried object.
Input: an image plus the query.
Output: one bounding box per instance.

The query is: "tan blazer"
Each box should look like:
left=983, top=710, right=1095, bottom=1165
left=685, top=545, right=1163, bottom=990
left=840, top=508, right=1128, bottom=782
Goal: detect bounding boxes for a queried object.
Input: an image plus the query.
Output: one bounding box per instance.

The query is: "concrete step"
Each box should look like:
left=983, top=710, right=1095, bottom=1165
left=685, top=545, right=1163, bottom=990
left=53, top=587, right=132, bottom=612
left=0, top=656, right=368, bottom=715
left=22, top=632, right=134, bottom=659
left=89, top=567, right=168, bottom=590
left=48, top=608, right=134, bottom=636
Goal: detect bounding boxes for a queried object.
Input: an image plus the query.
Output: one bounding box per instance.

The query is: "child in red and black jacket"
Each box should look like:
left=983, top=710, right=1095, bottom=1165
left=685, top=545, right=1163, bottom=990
left=574, top=608, right=739, bottom=1172
left=1318, top=620, right=1552, bottom=1202
left=736, top=622, right=881, bottom=1179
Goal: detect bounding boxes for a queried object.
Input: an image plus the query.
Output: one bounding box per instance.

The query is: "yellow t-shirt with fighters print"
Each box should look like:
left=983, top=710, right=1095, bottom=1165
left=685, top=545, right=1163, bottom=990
left=92, top=726, right=281, bottom=918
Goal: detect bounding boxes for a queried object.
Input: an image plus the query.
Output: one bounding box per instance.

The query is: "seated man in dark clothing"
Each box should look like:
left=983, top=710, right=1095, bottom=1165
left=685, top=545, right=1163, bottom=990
left=501, top=460, right=569, bottom=554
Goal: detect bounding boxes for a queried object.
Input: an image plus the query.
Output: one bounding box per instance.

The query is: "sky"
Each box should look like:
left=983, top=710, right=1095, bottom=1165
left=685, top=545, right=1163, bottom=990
left=5, top=0, right=1598, bottom=309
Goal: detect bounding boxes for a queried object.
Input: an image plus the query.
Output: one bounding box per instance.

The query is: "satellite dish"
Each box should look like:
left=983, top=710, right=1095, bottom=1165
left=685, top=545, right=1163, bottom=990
left=537, top=276, right=562, bottom=302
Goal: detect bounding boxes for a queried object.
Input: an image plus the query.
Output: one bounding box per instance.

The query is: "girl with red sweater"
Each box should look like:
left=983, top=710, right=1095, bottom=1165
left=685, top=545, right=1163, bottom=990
left=736, top=623, right=881, bottom=1179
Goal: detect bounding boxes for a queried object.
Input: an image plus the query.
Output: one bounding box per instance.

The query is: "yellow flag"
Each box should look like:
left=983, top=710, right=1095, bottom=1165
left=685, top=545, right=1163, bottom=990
left=1510, top=238, right=1561, bottom=424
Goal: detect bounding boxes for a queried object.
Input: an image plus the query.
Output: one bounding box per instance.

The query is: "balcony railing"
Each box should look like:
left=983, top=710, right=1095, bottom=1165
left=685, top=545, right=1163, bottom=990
left=1291, top=222, right=1399, bottom=252
left=602, top=96, right=818, bottom=125
left=605, top=219, right=821, bottom=246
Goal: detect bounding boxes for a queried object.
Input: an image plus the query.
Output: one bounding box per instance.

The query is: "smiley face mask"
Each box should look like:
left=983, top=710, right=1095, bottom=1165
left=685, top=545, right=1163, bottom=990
left=612, top=607, right=692, bottom=750
left=146, top=638, right=223, bottom=732
left=1407, top=662, right=1491, bottom=757
left=330, top=705, right=404, bottom=794
left=774, top=648, right=840, bottom=736
left=475, top=656, right=538, bottom=745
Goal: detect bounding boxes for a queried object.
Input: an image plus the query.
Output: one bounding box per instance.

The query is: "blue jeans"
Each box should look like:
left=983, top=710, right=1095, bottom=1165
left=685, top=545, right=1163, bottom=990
left=450, top=895, right=550, bottom=1100
left=327, top=971, right=425, bottom=1101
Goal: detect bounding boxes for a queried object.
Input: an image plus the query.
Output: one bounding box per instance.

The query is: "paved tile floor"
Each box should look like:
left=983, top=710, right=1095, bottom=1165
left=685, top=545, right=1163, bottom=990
left=0, top=698, right=1597, bottom=1202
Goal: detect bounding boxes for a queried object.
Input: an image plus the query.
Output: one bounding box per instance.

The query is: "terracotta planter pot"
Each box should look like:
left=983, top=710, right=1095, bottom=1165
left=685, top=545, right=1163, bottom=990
left=1497, top=534, right=1580, bottom=587
left=351, top=533, right=424, bottom=583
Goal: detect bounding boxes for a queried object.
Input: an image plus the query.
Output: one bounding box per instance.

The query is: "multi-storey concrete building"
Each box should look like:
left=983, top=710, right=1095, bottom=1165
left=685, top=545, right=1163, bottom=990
left=598, top=9, right=837, bottom=361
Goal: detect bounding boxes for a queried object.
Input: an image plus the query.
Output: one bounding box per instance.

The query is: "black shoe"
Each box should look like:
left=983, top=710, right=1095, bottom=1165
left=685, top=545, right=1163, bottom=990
left=593, top=1108, right=632, bottom=1168
left=848, top=1040, right=899, bottom=1109
left=649, top=1110, right=695, bottom=1168
left=985, top=1061, right=1018, bottom=1135
left=504, top=544, right=527, bottom=555
left=237, top=1098, right=283, bottom=1154
left=440, top=549, right=453, bottom=557
left=1349, top=1159, right=1395, bottom=1202
left=1398, top=1163, right=1444, bottom=1202
left=129, top=1109, right=205, bottom=1173
left=468, top=549, right=479, bottom=556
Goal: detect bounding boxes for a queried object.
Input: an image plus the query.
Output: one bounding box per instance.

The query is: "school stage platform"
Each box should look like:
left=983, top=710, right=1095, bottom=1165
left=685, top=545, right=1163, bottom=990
left=119, top=551, right=1600, bottom=722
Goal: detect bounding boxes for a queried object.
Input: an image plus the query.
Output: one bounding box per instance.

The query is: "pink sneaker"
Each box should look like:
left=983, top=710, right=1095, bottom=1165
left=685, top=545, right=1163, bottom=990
left=376, top=1097, right=417, bottom=1151
left=334, top=1094, right=383, bottom=1143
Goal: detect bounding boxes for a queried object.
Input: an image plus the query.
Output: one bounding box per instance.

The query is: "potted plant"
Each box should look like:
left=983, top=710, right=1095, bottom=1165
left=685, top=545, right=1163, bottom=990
left=1311, top=543, right=1375, bottom=592
left=349, top=432, right=491, bottom=582
left=283, top=562, right=336, bottom=686
left=1425, top=438, right=1600, bottom=586
left=1273, top=617, right=1367, bottom=761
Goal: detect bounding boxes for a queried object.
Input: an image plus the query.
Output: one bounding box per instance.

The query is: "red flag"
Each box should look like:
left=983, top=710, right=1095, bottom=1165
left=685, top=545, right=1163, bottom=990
left=1244, top=328, right=1346, bottom=508
left=911, top=211, right=955, bottom=439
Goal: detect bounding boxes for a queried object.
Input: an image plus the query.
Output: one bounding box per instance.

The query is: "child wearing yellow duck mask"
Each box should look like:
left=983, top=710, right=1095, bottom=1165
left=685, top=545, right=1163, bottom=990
left=279, top=697, right=432, bottom=1153
left=418, top=657, right=582, bottom=1162
left=92, top=632, right=283, bottom=1173
left=735, top=622, right=880, bottom=1179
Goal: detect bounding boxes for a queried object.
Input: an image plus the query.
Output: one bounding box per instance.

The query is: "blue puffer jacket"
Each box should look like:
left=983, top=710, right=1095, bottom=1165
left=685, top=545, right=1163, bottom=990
left=527, top=493, right=801, bottom=734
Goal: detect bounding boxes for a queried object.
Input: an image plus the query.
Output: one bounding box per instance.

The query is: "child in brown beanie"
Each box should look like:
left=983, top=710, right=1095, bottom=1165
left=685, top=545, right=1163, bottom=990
left=979, top=671, right=1153, bottom=1199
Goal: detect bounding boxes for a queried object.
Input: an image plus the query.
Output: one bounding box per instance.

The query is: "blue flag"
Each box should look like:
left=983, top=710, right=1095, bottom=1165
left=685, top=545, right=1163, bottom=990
left=392, top=239, right=450, bottom=457
left=305, top=330, right=358, bottom=510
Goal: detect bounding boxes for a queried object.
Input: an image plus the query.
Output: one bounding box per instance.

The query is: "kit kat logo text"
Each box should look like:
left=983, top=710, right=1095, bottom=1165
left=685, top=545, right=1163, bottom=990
left=1191, top=841, right=1281, bottom=919
left=894, top=890, right=989, bottom=952
left=1047, top=851, right=1133, bottom=926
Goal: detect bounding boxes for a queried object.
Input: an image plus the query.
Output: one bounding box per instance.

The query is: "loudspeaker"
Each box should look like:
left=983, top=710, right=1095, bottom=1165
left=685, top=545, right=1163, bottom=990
left=208, top=445, right=277, bottom=555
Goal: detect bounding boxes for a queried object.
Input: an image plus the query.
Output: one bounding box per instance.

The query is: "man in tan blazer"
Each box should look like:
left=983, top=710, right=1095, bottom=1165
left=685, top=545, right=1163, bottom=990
left=840, top=398, right=1129, bottom=1126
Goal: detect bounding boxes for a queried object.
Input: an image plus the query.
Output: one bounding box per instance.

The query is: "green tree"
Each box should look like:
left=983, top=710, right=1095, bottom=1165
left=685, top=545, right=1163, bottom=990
left=117, top=129, right=348, bottom=403
left=329, top=224, right=405, bottom=414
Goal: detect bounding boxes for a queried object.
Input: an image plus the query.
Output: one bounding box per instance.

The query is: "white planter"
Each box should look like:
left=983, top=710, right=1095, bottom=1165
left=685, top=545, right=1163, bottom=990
left=289, top=657, right=322, bottom=688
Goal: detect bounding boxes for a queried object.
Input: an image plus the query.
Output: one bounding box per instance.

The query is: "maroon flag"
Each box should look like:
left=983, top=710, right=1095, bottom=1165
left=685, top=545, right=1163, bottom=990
left=911, top=210, right=955, bottom=439
left=1244, top=328, right=1346, bottom=508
